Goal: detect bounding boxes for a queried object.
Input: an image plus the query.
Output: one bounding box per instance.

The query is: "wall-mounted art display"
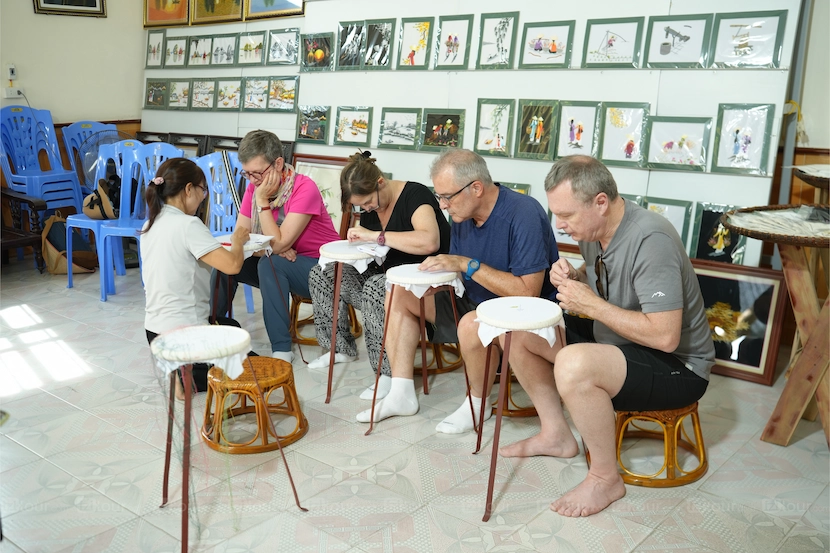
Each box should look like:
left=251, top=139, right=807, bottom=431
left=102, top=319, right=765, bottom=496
left=336, top=21, right=366, bottom=70
left=144, top=0, right=187, bottom=28
left=690, top=202, right=746, bottom=264
left=474, top=99, right=515, bottom=158
left=364, top=19, right=395, bottom=70
left=267, top=28, right=299, bottom=65
left=267, top=76, right=298, bottom=112
left=514, top=99, right=558, bottom=161
left=238, top=32, right=266, bottom=66
left=377, top=108, right=421, bottom=151
left=477, top=12, right=520, bottom=69
left=692, top=259, right=787, bottom=386
left=334, top=106, right=372, bottom=147
left=167, top=79, right=191, bottom=110
left=398, top=17, right=434, bottom=70
left=598, top=102, right=649, bottom=167
left=187, top=36, right=213, bottom=67
left=582, top=17, right=645, bottom=68
left=144, top=79, right=167, bottom=110
left=210, top=34, right=237, bottom=66
left=435, top=14, right=474, bottom=71
left=293, top=153, right=350, bottom=238
left=517, top=20, right=575, bottom=70
left=643, top=14, right=714, bottom=68
left=300, top=33, right=334, bottom=72
left=190, top=0, right=242, bottom=25
left=556, top=101, right=600, bottom=158
left=146, top=30, right=165, bottom=68
left=297, top=106, right=331, bottom=144
left=712, top=103, right=775, bottom=176
left=420, top=108, right=465, bottom=152
left=549, top=210, right=579, bottom=253
left=190, top=80, right=216, bottom=110
left=643, top=197, right=693, bottom=246
left=502, top=183, right=530, bottom=195
left=710, top=10, right=787, bottom=68
left=245, top=0, right=305, bottom=20
left=242, top=78, right=269, bottom=111
left=216, top=79, right=242, bottom=111
left=164, top=36, right=187, bottom=68
left=645, top=116, right=712, bottom=172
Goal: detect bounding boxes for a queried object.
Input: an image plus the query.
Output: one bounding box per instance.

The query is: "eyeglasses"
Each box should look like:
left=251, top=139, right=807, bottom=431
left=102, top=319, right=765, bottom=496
left=433, top=180, right=476, bottom=205
left=240, top=160, right=276, bottom=181
left=594, top=252, right=609, bottom=301
left=194, top=183, right=208, bottom=198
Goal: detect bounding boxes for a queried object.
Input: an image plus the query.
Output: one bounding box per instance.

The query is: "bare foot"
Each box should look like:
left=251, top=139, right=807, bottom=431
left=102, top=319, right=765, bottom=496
left=499, top=433, right=579, bottom=458
left=550, top=473, right=626, bottom=517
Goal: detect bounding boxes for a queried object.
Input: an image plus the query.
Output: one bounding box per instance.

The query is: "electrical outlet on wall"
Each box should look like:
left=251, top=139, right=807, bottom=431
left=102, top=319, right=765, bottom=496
left=3, top=88, right=24, bottom=98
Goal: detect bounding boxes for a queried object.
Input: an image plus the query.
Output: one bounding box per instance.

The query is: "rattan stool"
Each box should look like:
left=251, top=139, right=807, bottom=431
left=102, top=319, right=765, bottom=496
left=201, top=357, right=308, bottom=454
left=590, top=402, right=707, bottom=487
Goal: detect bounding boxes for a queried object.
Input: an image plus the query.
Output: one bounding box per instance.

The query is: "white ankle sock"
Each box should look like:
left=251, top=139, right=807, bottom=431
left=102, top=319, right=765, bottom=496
left=356, top=377, right=418, bottom=422
left=436, top=395, right=491, bottom=434
left=308, top=352, right=357, bottom=370
left=271, top=351, right=294, bottom=364
left=359, top=374, right=392, bottom=400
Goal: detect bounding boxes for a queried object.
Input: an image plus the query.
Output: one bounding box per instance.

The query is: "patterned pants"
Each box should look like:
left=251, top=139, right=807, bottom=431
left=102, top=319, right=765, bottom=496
left=308, top=263, right=391, bottom=375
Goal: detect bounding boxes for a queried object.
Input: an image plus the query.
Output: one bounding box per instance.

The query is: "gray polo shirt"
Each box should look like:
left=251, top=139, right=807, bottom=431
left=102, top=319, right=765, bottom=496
left=580, top=201, right=715, bottom=380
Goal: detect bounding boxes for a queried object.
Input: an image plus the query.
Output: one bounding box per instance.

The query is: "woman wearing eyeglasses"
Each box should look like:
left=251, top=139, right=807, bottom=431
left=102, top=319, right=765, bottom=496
left=210, top=130, right=340, bottom=363
left=307, top=151, right=450, bottom=399
left=141, top=157, right=249, bottom=398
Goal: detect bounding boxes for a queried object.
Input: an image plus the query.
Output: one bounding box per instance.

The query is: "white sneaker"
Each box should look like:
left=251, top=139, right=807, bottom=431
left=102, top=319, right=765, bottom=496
left=271, top=351, right=294, bottom=364
left=359, top=374, right=392, bottom=400
left=307, top=352, right=357, bottom=370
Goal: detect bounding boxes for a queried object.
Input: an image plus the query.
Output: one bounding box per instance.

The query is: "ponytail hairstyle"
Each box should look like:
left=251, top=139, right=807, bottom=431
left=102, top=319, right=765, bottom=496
left=141, top=157, right=207, bottom=234
left=340, top=150, right=383, bottom=212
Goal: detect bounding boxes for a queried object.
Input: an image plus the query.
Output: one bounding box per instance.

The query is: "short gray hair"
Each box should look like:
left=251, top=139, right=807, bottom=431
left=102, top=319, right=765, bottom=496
left=429, top=148, right=493, bottom=189
left=238, top=130, right=284, bottom=164
left=544, top=155, right=618, bottom=204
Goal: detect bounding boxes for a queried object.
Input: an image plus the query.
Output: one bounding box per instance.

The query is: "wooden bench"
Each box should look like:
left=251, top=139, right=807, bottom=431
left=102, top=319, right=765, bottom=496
left=1, top=188, right=46, bottom=273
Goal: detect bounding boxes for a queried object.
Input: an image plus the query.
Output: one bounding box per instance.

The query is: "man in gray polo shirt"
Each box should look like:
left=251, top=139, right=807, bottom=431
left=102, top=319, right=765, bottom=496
left=501, top=155, right=715, bottom=517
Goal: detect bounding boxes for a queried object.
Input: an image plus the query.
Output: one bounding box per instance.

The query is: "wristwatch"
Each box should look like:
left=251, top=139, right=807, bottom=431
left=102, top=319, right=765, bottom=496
left=464, top=258, right=480, bottom=281
left=256, top=204, right=272, bottom=213
left=377, top=231, right=386, bottom=246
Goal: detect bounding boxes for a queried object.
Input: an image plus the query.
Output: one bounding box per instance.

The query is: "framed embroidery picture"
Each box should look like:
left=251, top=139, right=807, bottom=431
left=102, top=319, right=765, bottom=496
left=643, top=197, right=693, bottom=247
left=435, top=14, right=474, bottom=71
left=474, top=99, right=515, bottom=158
left=267, top=76, right=298, bottom=112
left=710, top=10, right=788, bottom=68
left=336, top=21, right=366, bottom=70
left=517, top=20, right=575, bottom=70
left=191, top=0, right=242, bottom=25
left=377, top=108, right=421, bottom=151
left=300, top=33, right=334, bottom=72
left=502, top=183, right=530, bottom=195
left=690, top=202, right=746, bottom=265
left=267, top=28, right=299, bottom=65
left=145, top=30, right=165, bottom=69
left=144, top=0, right=187, bottom=27
left=296, top=106, right=331, bottom=144
left=398, top=17, right=434, bottom=70
left=364, top=19, right=395, bottom=70
left=190, top=79, right=216, bottom=111
left=420, top=108, right=465, bottom=151
left=477, top=12, right=520, bottom=69
left=144, top=79, right=167, bottom=110
left=210, top=34, right=238, bottom=67
left=245, top=0, right=304, bottom=20
left=712, top=103, right=775, bottom=176
left=163, top=36, right=187, bottom=68
left=582, top=17, right=645, bottom=68
left=598, top=102, right=650, bottom=167
left=645, top=116, right=712, bottom=172
left=237, top=32, right=266, bottom=66
left=186, top=36, right=213, bottom=68
left=216, top=79, right=242, bottom=111
left=556, top=101, right=600, bottom=158
left=167, top=79, right=191, bottom=111
left=514, top=99, right=558, bottom=161
left=242, top=77, right=269, bottom=112
left=334, top=106, right=372, bottom=147
left=643, top=13, right=714, bottom=69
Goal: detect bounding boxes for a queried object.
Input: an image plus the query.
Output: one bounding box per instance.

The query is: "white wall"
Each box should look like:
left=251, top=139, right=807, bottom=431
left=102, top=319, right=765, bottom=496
left=801, top=0, right=829, bottom=148
left=0, top=1, right=145, bottom=123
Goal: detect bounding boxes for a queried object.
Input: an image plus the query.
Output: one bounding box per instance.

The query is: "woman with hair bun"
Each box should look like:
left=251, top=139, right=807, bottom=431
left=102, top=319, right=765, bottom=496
left=308, top=151, right=450, bottom=399
left=141, top=157, right=249, bottom=398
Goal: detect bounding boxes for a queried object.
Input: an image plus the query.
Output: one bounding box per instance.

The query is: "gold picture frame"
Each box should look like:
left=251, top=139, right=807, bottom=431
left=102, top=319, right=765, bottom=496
left=144, top=0, right=187, bottom=28
left=190, top=0, right=242, bottom=25
left=245, top=0, right=304, bottom=20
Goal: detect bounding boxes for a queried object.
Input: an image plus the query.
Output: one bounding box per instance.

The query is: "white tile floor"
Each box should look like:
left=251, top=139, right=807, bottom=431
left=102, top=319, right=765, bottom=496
left=0, top=257, right=828, bottom=553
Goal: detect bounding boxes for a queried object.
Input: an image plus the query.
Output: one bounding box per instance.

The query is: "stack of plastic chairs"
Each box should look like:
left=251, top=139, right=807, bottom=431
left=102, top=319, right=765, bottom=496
left=61, top=120, right=118, bottom=179
left=0, top=105, right=83, bottom=213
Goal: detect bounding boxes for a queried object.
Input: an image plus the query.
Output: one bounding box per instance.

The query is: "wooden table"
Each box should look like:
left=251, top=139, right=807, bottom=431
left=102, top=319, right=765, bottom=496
left=725, top=205, right=829, bottom=447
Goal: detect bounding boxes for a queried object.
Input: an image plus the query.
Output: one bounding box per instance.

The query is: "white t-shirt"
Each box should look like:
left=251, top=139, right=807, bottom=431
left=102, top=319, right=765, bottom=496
left=141, top=204, right=222, bottom=334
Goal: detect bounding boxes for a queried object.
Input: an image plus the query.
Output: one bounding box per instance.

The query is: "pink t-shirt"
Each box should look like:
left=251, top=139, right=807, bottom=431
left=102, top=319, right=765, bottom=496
left=240, top=173, right=339, bottom=258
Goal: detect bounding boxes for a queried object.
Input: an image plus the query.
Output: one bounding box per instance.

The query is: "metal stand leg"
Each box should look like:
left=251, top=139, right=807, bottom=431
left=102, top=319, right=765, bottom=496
left=325, top=262, right=343, bottom=404
left=483, top=332, right=512, bottom=522
left=160, top=371, right=176, bottom=507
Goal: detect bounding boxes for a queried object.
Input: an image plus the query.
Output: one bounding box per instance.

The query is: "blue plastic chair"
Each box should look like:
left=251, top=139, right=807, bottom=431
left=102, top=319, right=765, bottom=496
left=61, top=120, right=118, bottom=178
left=194, top=151, right=254, bottom=314
left=0, top=105, right=83, bottom=213
left=65, top=139, right=143, bottom=298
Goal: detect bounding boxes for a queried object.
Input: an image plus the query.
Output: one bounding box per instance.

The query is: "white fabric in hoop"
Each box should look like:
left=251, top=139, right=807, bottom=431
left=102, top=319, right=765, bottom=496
left=475, top=297, right=564, bottom=348
left=385, top=263, right=465, bottom=299
left=217, top=234, right=274, bottom=260
left=317, top=239, right=386, bottom=274
left=150, top=325, right=251, bottom=380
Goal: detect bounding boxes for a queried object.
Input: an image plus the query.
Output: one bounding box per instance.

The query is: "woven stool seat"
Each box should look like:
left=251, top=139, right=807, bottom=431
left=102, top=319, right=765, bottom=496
left=201, top=357, right=308, bottom=454
left=588, top=402, right=707, bottom=488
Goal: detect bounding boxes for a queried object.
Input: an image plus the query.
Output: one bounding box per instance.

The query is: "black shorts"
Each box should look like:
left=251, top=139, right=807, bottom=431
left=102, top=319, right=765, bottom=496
left=427, top=291, right=478, bottom=344
left=563, top=313, right=709, bottom=411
